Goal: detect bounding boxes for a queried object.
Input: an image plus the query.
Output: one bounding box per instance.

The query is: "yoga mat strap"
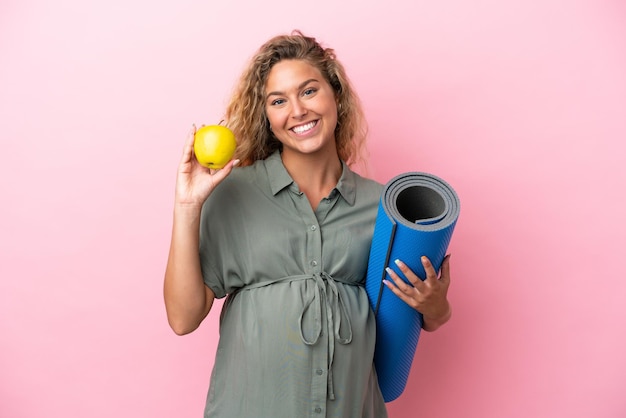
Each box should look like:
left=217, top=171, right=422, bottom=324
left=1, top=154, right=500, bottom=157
left=373, top=221, right=396, bottom=317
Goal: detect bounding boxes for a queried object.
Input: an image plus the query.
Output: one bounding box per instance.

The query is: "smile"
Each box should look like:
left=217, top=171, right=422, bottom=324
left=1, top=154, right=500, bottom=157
left=291, top=121, right=317, bottom=135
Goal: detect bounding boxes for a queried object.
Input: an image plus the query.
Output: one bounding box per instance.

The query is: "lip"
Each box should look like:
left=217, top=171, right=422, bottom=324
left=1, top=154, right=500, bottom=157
left=289, top=120, right=319, bottom=137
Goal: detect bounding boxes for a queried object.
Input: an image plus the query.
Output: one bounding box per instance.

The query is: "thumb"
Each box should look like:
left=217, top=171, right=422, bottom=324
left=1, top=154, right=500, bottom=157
left=210, top=159, right=240, bottom=184
left=439, top=254, right=451, bottom=285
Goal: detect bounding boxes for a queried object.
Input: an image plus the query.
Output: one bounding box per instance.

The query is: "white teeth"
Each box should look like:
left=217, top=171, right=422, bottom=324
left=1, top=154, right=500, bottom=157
left=292, top=121, right=316, bottom=134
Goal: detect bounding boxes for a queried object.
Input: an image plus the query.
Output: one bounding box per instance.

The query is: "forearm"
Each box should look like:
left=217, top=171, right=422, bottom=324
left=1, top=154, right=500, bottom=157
left=164, top=204, right=214, bottom=335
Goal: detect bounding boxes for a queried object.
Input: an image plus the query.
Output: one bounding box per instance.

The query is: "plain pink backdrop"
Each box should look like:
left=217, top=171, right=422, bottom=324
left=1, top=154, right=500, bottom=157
left=1, top=0, right=625, bottom=417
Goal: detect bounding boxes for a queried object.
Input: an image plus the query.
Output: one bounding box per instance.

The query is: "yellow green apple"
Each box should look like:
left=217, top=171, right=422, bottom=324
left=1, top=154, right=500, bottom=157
left=193, top=125, right=237, bottom=169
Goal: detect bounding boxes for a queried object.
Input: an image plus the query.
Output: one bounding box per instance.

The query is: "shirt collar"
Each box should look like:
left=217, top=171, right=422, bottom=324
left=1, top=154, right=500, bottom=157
left=335, top=161, right=356, bottom=206
left=265, top=151, right=295, bottom=196
left=264, top=151, right=357, bottom=206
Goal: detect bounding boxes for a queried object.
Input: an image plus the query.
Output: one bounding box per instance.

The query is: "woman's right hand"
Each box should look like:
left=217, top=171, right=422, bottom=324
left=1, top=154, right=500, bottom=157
left=175, top=125, right=239, bottom=207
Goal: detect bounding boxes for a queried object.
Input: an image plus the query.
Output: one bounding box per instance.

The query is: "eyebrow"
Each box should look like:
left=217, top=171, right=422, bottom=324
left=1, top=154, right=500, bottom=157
left=266, top=78, right=319, bottom=98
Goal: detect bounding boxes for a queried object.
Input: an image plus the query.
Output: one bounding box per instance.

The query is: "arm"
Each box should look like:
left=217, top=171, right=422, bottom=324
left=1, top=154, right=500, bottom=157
left=164, top=203, right=215, bottom=335
left=383, top=255, right=452, bottom=332
left=163, top=126, right=238, bottom=335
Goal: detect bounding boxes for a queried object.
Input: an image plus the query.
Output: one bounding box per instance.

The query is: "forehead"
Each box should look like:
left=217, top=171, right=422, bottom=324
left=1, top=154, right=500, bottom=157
left=265, top=59, right=325, bottom=92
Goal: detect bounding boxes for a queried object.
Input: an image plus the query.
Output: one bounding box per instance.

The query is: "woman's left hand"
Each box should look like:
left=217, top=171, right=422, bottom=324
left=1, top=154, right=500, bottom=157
left=384, top=255, right=452, bottom=331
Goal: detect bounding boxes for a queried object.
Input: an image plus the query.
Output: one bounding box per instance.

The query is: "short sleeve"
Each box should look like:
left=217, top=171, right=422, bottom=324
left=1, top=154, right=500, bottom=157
left=199, top=202, right=227, bottom=298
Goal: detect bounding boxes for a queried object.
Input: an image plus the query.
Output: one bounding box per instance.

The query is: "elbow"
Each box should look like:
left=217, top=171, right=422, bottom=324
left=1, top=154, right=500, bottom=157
left=168, top=318, right=199, bottom=336
left=166, top=311, right=201, bottom=336
left=164, top=288, right=214, bottom=336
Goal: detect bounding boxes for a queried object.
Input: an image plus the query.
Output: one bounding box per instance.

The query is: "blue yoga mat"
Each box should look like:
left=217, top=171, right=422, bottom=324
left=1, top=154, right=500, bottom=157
left=365, top=172, right=460, bottom=402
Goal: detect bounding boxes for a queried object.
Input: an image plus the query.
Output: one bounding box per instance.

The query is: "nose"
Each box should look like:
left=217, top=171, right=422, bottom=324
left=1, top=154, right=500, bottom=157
left=291, top=99, right=308, bottom=119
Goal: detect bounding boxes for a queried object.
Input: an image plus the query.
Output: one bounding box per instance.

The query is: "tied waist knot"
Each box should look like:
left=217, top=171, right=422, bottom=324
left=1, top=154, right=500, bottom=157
left=299, top=272, right=354, bottom=400
left=238, top=271, right=359, bottom=400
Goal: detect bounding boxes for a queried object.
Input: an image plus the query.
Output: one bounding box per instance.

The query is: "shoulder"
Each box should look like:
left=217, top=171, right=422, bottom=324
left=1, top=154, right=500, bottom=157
left=215, top=159, right=268, bottom=190
left=203, top=159, right=270, bottom=210
left=338, top=165, right=383, bottom=210
left=349, top=167, right=384, bottom=198
left=354, top=171, right=383, bottom=192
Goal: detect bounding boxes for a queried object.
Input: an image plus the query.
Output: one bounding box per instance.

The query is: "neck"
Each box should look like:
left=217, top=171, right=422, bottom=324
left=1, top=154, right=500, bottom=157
left=280, top=148, right=343, bottom=209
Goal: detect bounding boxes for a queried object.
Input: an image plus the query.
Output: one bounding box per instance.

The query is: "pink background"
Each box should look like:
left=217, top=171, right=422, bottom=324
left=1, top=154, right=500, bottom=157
left=2, top=0, right=625, bottom=417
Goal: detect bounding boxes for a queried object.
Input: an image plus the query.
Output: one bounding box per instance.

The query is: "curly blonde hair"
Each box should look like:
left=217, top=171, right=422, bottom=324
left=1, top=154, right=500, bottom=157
left=223, top=31, right=368, bottom=167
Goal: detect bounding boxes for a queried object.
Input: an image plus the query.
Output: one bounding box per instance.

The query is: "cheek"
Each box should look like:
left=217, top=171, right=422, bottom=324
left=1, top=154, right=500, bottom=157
left=326, top=106, right=338, bottom=131
left=266, top=109, right=284, bottom=129
left=322, top=98, right=338, bottom=122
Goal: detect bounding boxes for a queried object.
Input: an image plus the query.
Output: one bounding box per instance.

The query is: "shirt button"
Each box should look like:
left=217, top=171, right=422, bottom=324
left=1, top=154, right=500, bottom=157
left=316, top=369, right=323, bottom=375
left=315, top=407, right=322, bottom=413
left=310, top=225, right=317, bottom=231
left=311, top=260, right=318, bottom=267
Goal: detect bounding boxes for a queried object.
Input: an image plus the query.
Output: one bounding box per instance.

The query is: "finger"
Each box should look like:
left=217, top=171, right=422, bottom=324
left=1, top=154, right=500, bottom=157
left=393, top=259, right=425, bottom=291
left=439, top=254, right=451, bottom=286
left=209, top=159, right=241, bottom=184
left=382, top=276, right=418, bottom=309
left=385, top=266, right=417, bottom=295
left=421, top=256, right=439, bottom=284
left=180, top=125, right=197, bottom=165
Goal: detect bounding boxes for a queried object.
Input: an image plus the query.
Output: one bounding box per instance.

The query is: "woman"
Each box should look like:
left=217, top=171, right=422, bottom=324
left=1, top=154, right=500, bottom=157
left=164, top=31, right=451, bottom=418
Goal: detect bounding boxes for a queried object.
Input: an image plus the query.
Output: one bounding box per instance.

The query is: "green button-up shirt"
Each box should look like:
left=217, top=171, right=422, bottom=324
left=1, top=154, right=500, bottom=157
left=199, top=151, right=387, bottom=418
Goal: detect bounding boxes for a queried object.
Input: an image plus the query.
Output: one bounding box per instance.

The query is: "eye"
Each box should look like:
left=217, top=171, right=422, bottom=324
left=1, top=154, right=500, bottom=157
left=303, top=88, right=317, bottom=96
left=270, top=98, right=286, bottom=106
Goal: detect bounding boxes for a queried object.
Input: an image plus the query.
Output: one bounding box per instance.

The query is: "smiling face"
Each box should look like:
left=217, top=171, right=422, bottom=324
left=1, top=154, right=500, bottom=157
left=264, top=59, right=339, bottom=160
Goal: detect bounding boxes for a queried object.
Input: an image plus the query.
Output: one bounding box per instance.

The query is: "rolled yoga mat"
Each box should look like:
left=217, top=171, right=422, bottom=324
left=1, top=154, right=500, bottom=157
left=365, top=172, right=460, bottom=402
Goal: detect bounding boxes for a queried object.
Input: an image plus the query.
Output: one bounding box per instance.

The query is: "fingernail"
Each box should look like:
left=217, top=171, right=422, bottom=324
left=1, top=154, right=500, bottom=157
left=394, top=259, right=403, bottom=267
left=385, top=267, right=393, bottom=276
left=233, top=159, right=240, bottom=167
left=382, top=279, right=391, bottom=287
